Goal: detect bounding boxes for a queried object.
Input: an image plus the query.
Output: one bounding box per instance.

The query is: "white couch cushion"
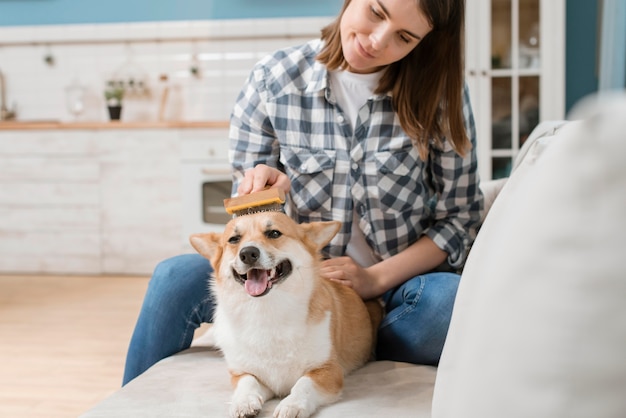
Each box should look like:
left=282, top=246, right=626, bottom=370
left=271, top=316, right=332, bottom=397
left=432, top=92, right=626, bottom=418
left=81, top=348, right=437, bottom=417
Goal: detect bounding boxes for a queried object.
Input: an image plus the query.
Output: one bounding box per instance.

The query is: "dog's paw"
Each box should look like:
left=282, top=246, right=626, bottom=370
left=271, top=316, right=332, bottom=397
left=229, top=394, right=263, bottom=418
left=229, top=373, right=274, bottom=417
left=273, top=397, right=311, bottom=418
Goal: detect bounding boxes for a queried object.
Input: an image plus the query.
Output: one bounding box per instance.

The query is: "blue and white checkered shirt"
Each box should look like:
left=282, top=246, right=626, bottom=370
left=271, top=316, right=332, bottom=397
left=230, top=39, right=483, bottom=269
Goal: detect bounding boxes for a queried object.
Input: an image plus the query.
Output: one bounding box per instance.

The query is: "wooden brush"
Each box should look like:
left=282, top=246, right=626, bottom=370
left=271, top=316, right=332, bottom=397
left=224, top=188, right=286, bottom=216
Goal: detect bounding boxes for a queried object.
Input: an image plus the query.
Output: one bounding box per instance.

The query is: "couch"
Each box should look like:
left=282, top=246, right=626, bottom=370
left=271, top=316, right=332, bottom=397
left=81, top=92, right=626, bottom=418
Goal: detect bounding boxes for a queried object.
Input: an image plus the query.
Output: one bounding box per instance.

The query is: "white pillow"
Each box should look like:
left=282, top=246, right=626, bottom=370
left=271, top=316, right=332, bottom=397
left=478, top=119, right=567, bottom=222
left=432, top=92, right=626, bottom=418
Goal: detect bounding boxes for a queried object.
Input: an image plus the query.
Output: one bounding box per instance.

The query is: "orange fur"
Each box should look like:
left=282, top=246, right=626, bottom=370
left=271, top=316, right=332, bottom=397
left=305, top=360, right=344, bottom=396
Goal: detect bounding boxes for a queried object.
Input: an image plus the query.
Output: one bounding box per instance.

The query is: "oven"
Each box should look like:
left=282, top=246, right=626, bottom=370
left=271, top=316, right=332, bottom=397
left=180, top=130, right=233, bottom=249
left=180, top=162, right=233, bottom=247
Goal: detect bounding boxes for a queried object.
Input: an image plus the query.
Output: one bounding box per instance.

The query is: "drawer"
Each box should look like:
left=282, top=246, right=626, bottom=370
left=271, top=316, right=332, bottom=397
left=0, top=131, right=98, bottom=156
left=179, top=128, right=230, bottom=161
left=0, top=156, right=100, bottom=181
left=0, top=182, right=100, bottom=206
left=0, top=208, right=99, bottom=232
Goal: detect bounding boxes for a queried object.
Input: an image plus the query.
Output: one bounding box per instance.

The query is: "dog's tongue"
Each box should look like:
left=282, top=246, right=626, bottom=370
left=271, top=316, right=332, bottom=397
left=245, top=269, right=270, bottom=296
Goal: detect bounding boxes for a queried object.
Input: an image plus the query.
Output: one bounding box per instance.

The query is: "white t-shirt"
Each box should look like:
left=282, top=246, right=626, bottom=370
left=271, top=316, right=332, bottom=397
left=329, top=69, right=384, bottom=268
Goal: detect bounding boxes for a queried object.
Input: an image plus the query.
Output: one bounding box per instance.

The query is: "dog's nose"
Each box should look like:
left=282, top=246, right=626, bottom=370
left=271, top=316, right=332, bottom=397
left=239, top=246, right=260, bottom=265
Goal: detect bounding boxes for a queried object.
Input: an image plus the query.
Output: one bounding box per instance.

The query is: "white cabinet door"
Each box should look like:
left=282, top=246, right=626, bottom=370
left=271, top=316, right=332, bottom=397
left=98, top=130, right=183, bottom=275
left=465, top=0, right=565, bottom=180
left=0, top=131, right=101, bottom=274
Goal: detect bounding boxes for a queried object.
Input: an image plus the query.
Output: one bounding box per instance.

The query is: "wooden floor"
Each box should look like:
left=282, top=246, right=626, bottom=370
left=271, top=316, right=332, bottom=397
left=0, top=274, right=150, bottom=418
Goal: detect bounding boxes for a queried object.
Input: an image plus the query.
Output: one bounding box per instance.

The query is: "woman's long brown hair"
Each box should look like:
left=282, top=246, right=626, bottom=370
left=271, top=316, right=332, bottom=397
left=317, top=0, right=469, bottom=160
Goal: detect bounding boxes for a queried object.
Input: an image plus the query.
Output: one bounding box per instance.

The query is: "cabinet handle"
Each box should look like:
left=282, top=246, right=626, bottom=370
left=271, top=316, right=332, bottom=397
left=469, top=70, right=476, bottom=76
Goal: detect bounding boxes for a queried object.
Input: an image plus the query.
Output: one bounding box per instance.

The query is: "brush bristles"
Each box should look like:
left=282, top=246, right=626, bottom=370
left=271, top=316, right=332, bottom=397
left=230, top=203, right=285, bottom=217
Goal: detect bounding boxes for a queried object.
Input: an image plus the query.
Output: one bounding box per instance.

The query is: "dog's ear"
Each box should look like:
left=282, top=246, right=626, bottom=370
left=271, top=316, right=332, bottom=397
left=300, top=220, right=341, bottom=251
left=189, top=233, right=222, bottom=263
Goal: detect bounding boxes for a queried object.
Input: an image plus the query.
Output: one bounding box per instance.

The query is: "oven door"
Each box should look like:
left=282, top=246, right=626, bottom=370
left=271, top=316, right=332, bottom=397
left=181, top=163, right=233, bottom=247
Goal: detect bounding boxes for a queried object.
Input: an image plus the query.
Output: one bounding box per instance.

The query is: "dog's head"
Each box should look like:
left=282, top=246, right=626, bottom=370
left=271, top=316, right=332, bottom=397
left=190, top=211, right=340, bottom=298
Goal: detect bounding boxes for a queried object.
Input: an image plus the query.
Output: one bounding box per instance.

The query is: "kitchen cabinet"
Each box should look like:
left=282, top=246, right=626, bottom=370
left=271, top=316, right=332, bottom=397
left=465, top=0, right=565, bottom=180
left=0, top=124, right=229, bottom=275
left=98, top=130, right=183, bottom=275
left=0, top=131, right=102, bottom=274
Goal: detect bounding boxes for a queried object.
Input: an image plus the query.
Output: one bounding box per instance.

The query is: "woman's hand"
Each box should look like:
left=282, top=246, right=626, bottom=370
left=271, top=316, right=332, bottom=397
left=320, top=257, right=384, bottom=300
left=237, top=164, right=291, bottom=196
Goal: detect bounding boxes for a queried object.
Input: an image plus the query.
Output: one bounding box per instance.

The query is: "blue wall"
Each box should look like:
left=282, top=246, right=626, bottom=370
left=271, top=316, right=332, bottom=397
left=565, top=0, right=599, bottom=113
left=0, top=0, right=341, bottom=26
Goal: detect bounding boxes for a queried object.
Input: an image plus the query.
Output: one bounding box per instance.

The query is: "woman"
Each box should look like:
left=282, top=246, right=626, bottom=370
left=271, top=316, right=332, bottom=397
left=123, top=0, right=482, bottom=385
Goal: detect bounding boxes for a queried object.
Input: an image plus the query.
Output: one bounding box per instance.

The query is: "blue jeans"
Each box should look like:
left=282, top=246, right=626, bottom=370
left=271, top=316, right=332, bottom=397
left=122, top=254, right=460, bottom=385
left=376, top=271, right=460, bottom=365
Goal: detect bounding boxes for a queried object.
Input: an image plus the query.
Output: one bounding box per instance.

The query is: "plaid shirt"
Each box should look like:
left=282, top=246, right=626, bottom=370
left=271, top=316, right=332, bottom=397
left=230, top=39, right=484, bottom=269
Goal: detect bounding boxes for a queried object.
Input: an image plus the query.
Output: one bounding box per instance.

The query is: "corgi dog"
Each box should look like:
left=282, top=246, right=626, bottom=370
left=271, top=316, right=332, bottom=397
left=190, top=211, right=383, bottom=418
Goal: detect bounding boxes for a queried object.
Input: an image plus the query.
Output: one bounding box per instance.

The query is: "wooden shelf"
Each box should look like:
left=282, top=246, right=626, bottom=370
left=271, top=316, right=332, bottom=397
left=0, top=120, right=230, bottom=130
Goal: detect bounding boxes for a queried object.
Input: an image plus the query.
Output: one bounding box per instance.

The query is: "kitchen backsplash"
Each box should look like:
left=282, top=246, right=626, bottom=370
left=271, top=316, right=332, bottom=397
left=0, top=17, right=331, bottom=122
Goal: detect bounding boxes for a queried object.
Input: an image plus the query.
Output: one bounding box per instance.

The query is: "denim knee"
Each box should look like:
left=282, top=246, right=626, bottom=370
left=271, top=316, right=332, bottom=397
left=377, top=272, right=460, bottom=365
left=152, top=253, right=211, bottom=285
left=147, top=254, right=213, bottom=303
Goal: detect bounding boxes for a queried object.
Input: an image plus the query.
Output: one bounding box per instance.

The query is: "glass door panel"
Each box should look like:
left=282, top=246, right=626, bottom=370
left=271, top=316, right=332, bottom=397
left=519, top=0, right=540, bottom=69
left=492, top=157, right=512, bottom=180
left=491, top=0, right=512, bottom=69
left=492, top=77, right=512, bottom=149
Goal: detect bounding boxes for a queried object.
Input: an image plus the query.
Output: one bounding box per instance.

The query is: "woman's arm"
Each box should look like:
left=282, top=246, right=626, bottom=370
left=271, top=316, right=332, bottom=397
left=322, top=235, right=446, bottom=300
left=424, top=83, right=484, bottom=269
left=368, top=235, right=446, bottom=292
left=229, top=64, right=282, bottom=194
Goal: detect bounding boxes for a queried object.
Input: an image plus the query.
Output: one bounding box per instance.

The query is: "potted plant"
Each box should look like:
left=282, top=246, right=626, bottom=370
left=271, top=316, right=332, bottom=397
left=104, top=80, right=125, bottom=120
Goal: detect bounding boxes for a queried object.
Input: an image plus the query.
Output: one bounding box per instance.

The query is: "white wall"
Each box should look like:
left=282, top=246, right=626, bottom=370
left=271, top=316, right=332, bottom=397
left=0, top=17, right=331, bottom=122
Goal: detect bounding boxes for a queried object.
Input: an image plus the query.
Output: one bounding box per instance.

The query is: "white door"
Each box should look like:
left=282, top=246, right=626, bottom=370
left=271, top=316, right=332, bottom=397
left=465, top=0, right=565, bottom=180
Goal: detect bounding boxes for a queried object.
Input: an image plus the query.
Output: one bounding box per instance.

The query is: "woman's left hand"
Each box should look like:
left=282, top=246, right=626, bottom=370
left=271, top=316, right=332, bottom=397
left=320, top=257, right=383, bottom=300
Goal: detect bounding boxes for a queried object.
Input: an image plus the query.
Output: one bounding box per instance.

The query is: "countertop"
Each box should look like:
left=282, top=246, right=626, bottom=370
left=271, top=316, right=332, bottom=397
left=0, top=120, right=230, bottom=130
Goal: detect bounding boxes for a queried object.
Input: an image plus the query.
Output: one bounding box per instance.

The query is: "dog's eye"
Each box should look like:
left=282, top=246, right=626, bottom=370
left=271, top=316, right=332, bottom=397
left=266, top=230, right=282, bottom=239
left=228, top=235, right=241, bottom=244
